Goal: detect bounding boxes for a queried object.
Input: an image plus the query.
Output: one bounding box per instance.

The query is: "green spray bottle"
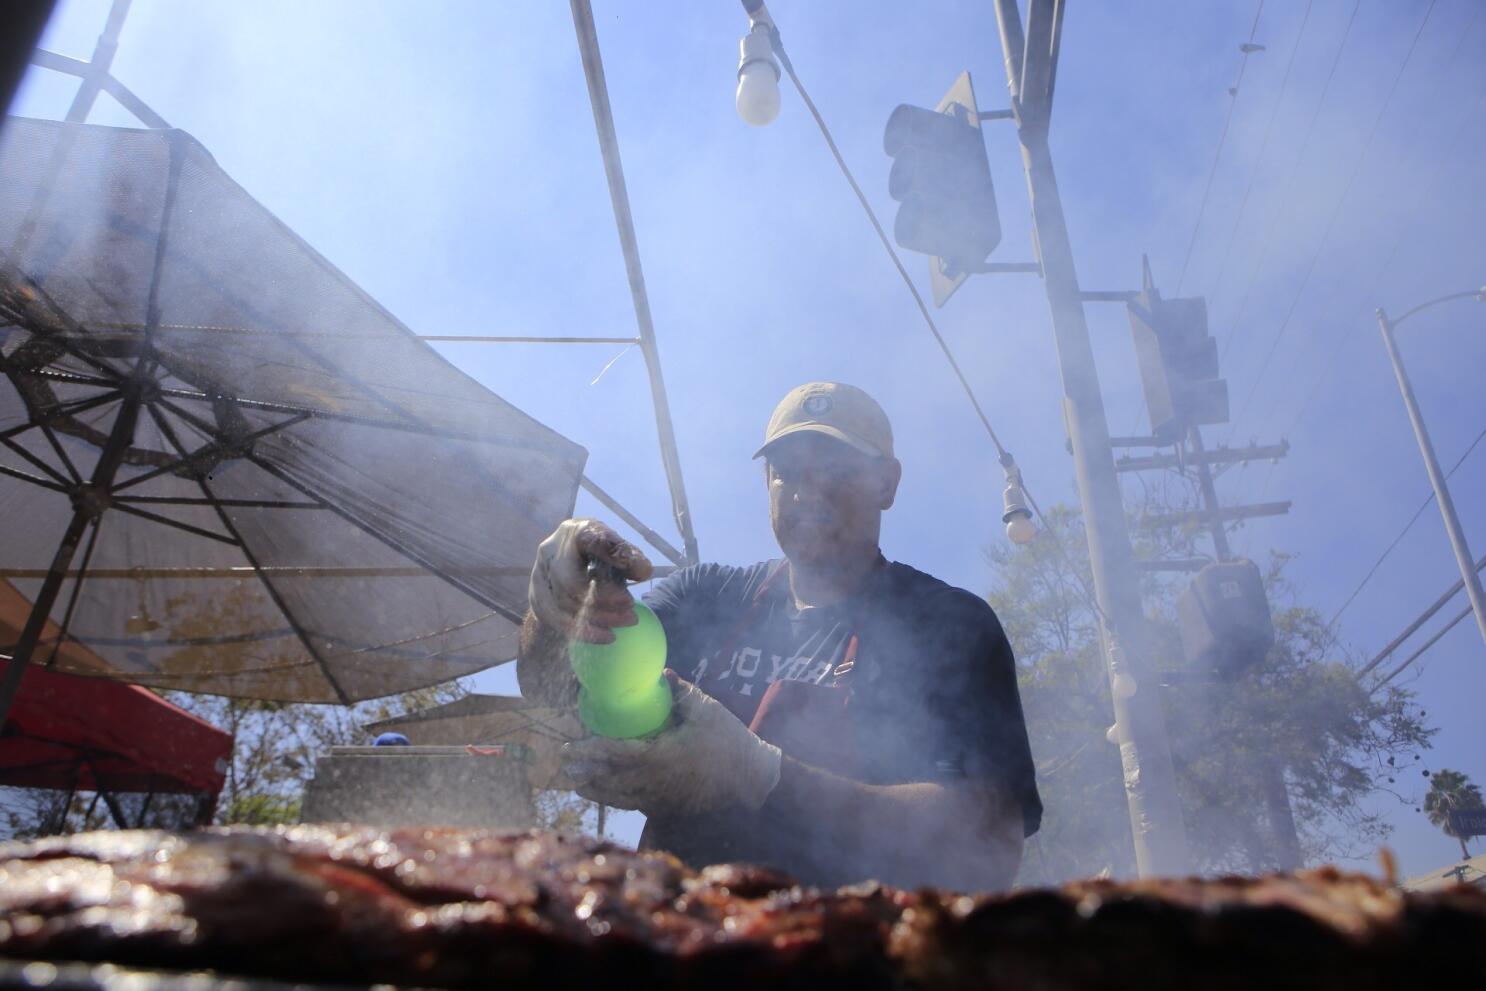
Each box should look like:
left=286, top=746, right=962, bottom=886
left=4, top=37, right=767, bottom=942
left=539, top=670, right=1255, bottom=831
left=569, top=560, right=672, bottom=738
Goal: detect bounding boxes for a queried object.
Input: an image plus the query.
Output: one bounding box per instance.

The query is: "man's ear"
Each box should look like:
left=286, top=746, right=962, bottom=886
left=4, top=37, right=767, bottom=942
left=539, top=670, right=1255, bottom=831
left=878, top=457, right=903, bottom=510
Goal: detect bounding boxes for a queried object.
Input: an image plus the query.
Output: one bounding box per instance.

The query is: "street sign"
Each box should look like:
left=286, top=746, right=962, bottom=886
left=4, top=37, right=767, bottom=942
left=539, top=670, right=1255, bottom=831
left=1448, top=808, right=1486, bottom=839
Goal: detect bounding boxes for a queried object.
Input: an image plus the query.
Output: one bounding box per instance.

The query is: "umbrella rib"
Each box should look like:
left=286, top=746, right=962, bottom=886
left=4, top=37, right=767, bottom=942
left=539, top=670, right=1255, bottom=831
left=152, top=385, right=566, bottom=454
left=0, top=390, right=127, bottom=445
left=0, top=271, right=134, bottom=384
left=142, top=401, right=352, bottom=703
left=156, top=396, right=524, bottom=623
left=108, top=502, right=241, bottom=546
left=140, top=356, right=575, bottom=532
left=114, top=495, right=324, bottom=509
left=246, top=453, right=523, bottom=625
left=43, top=515, right=101, bottom=668
left=57, top=390, right=126, bottom=411
left=0, top=384, right=124, bottom=450
left=34, top=419, right=83, bottom=484
left=196, top=477, right=352, bottom=705
left=0, top=435, right=72, bottom=487
left=111, top=409, right=311, bottom=494
left=0, top=462, right=69, bottom=493
left=24, top=369, right=119, bottom=389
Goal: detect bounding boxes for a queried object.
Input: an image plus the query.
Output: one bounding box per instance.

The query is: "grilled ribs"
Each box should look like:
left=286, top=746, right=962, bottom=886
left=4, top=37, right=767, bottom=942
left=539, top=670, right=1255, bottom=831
left=1, top=826, right=1483, bottom=990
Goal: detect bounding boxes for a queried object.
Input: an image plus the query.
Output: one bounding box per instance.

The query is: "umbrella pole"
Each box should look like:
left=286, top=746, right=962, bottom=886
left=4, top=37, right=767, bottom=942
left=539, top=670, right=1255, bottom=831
left=0, top=511, right=93, bottom=724
left=0, top=389, right=143, bottom=729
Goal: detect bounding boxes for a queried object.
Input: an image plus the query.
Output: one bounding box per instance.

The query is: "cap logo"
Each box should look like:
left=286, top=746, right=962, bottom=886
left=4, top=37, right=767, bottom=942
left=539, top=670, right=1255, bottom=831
left=802, top=394, right=833, bottom=416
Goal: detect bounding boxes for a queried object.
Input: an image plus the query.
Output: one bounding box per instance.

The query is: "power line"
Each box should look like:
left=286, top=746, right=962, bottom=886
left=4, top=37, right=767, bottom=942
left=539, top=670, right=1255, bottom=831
left=1226, top=0, right=1439, bottom=442
left=1217, top=1, right=1362, bottom=369
left=1123, top=3, right=1284, bottom=439
left=763, top=19, right=1111, bottom=627
left=1357, top=552, right=1486, bottom=681
left=1174, top=0, right=1267, bottom=295
left=765, top=36, right=1010, bottom=461
left=1266, top=22, right=1486, bottom=445
left=1374, top=601, right=1472, bottom=689
left=1235, top=25, right=1486, bottom=549
left=1328, top=423, right=1486, bottom=629
left=1203, top=1, right=1314, bottom=310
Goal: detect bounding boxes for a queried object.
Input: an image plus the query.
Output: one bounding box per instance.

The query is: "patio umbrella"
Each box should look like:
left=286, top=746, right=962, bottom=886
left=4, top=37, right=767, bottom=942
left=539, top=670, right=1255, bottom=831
left=0, top=117, right=587, bottom=717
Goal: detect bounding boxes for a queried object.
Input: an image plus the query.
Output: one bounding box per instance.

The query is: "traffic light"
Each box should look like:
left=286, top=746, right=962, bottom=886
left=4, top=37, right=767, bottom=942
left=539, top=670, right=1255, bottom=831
left=1127, top=289, right=1229, bottom=444
left=883, top=71, right=1000, bottom=305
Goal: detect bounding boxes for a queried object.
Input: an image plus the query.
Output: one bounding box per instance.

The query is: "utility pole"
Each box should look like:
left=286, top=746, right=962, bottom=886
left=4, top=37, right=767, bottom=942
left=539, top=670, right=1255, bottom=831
left=1122, top=252, right=1300, bottom=871
left=1376, top=298, right=1486, bottom=652
left=992, top=0, right=1190, bottom=877
left=1185, top=421, right=1303, bottom=871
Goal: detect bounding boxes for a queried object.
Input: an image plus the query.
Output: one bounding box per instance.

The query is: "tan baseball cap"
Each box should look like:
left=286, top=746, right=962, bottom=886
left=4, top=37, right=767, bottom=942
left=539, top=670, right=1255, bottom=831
left=753, top=382, right=894, bottom=460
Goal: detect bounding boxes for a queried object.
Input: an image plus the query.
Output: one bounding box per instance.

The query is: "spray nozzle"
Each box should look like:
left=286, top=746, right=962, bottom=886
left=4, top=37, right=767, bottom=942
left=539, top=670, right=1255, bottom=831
left=587, top=559, right=628, bottom=586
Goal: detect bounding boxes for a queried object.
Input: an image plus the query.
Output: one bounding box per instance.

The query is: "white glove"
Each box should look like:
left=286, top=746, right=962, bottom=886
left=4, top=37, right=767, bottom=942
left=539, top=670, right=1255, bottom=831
left=562, top=673, right=783, bottom=817
left=528, top=518, right=653, bottom=643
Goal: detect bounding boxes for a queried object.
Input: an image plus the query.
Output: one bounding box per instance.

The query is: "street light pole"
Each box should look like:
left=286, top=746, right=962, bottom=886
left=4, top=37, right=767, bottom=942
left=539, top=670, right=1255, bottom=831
left=1376, top=290, right=1486, bottom=651
left=993, top=0, right=1190, bottom=877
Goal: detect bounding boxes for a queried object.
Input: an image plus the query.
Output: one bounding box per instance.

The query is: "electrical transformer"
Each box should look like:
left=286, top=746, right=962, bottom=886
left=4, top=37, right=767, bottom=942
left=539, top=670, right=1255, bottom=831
left=1177, top=559, right=1275, bottom=679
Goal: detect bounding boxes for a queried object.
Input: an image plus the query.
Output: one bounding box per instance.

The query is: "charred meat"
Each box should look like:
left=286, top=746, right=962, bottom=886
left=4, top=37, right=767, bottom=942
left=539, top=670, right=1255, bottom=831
left=1, top=826, right=1483, bottom=990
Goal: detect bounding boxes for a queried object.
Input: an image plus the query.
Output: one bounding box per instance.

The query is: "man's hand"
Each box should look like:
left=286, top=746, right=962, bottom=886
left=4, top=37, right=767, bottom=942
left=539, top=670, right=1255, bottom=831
left=528, top=518, right=653, bottom=643
left=561, top=672, right=783, bottom=817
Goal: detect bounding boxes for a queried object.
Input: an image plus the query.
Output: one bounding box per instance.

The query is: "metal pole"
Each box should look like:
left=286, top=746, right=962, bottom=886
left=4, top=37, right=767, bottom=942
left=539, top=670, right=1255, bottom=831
left=1376, top=307, right=1486, bottom=649
left=65, top=0, right=131, bottom=123
left=569, top=0, right=699, bottom=566
left=0, top=387, right=143, bottom=729
left=994, top=0, right=1190, bottom=877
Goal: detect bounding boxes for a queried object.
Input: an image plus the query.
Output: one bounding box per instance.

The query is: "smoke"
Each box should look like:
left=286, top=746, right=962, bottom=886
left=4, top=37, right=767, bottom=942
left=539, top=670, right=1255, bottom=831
left=7, top=1, right=1484, bottom=884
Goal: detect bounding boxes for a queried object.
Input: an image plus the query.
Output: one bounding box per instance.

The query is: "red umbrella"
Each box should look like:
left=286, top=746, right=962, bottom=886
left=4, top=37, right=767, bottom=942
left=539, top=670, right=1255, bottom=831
left=0, top=661, right=231, bottom=798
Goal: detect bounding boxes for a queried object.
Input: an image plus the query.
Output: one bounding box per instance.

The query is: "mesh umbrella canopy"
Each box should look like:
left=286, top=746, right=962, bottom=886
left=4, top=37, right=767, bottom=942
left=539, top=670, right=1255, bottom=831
left=0, top=117, right=587, bottom=703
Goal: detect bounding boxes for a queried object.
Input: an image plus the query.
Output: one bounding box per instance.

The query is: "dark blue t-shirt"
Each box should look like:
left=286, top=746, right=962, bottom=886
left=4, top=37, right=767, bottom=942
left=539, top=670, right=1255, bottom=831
left=638, top=557, right=1041, bottom=875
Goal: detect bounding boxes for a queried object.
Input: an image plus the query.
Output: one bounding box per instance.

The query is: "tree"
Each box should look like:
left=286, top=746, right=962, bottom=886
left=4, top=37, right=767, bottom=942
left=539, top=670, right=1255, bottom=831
left=0, top=678, right=611, bottom=839
left=1423, top=769, right=1484, bottom=861
left=990, top=498, right=1435, bottom=883
left=173, top=682, right=474, bottom=827
left=1, top=584, right=599, bottom=839
left=0, top=680, right=472, bottom=838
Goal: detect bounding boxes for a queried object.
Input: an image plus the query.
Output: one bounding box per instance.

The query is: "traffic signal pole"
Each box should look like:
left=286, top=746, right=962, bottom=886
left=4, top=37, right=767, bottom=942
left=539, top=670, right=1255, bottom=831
left=993, top=0, right=1191, bottom=876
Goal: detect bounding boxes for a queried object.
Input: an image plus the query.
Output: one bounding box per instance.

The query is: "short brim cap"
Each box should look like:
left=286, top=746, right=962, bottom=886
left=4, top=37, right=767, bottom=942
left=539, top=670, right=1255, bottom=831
left=752, top=382, right=894, bottom=460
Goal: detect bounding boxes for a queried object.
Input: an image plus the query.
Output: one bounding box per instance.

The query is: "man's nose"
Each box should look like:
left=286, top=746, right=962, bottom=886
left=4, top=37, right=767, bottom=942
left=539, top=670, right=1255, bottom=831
left=789, top=471, right=828, bottom=504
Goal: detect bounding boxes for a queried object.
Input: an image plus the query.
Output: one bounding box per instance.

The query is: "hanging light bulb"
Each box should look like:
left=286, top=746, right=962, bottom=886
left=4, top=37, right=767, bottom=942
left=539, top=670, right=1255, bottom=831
left=735, top=21, right=780, bottom=126
left=1002, top=474, right=1036, bottom=544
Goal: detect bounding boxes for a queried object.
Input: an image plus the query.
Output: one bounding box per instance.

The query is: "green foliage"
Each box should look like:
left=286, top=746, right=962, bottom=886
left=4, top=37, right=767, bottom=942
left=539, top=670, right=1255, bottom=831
left=174, top=682, right=476, bottom=828
left=223, top=793, right=302, bottom=827
left=1, top=677, right=611, bottom=840
left=991, top=500, right=1434, bottom=882
left=1423, top=768, right=1484, bottom=859
left=0, top=681, right=473, bottom=839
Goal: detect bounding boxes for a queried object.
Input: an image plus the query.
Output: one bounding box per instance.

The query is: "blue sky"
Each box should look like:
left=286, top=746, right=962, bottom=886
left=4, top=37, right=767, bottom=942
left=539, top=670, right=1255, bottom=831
left=14, top=0, right=1486, bottom=879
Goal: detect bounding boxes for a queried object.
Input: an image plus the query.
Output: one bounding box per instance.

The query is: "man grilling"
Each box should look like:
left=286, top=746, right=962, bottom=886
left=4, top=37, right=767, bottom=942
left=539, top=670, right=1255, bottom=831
left=518, top=382, right=1040, bottom=891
